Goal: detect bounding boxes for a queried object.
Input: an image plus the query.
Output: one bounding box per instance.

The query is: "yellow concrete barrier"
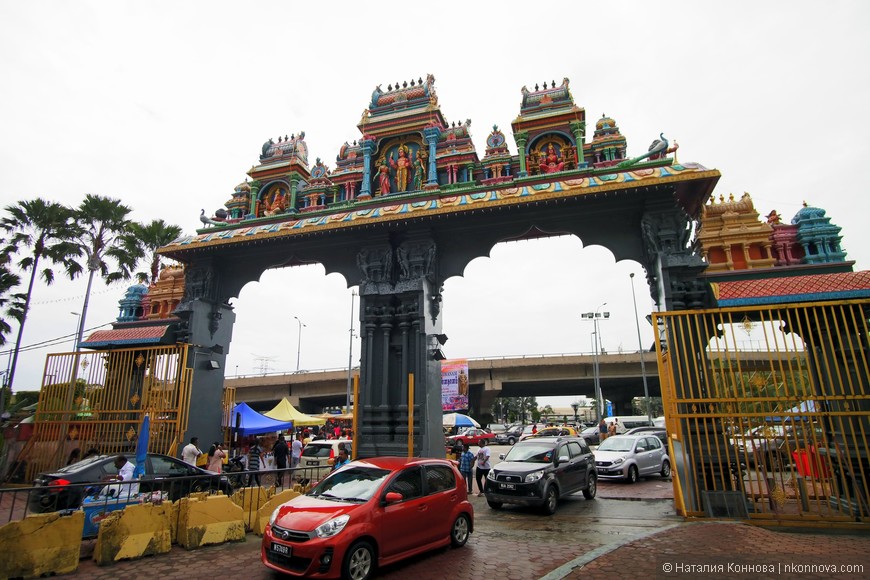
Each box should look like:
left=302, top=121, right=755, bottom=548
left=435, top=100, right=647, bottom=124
left=254, top=489, right=301, bottom=536
left=0, top=511, right=84, bottom=579
left=93, top=502, right=173, bottom=565
left=177, top=494, right=246, bottom=550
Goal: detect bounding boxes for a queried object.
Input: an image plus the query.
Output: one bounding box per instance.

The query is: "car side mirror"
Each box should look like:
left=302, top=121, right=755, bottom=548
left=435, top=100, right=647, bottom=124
left=384, top=491, right=403, bottom=504
left=558, top=455, right=570, bottom=465
left=499, top=454, right=506, bottom=460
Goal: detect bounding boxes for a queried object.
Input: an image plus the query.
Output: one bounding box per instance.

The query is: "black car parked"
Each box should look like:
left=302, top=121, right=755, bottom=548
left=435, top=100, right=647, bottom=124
left=484, top=436, right=597, bottom=515
left=29, top=452, right=233, bottom=513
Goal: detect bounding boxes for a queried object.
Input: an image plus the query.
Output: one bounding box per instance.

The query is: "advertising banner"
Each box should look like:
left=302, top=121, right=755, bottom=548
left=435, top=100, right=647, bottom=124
left=441, top=359, right=469, bottom=411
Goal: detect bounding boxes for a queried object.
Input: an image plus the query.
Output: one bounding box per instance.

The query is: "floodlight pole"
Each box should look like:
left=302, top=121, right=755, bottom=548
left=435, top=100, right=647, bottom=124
left=630, top=273, right=652, bottom=424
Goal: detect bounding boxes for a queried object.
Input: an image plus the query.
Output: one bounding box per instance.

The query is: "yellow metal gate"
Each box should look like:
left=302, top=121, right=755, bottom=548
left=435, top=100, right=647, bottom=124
left=19, top=344, right=192, bottom=481
left=654, top=299, right=870, bottom=526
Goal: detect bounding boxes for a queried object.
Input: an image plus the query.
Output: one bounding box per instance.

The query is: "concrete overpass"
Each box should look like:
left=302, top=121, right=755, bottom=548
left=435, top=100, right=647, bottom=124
left=226, top=351, right=661, bottom=417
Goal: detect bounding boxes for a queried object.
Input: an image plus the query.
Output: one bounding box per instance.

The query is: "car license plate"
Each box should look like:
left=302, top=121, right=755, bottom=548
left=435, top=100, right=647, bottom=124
left=500, top=483, right=516, bottom=490
left=307, top=460, right=319, bottom=466
left=271, top=542, right=291, bottom=556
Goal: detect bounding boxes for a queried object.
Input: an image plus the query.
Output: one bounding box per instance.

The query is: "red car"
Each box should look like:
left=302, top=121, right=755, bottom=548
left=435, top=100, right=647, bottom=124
left=262, top=456, right=473, bottom=579
left=446, top=427, right=496, bottom=447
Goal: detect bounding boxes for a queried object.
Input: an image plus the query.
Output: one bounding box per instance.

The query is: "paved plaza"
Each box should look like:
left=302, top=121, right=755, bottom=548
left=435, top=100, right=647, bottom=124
left=69, top=477, right=869, bottom=580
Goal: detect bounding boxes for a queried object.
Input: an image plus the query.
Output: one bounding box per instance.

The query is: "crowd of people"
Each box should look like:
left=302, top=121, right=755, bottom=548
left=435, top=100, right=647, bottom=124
left=182, top=420, right=353, bottom=488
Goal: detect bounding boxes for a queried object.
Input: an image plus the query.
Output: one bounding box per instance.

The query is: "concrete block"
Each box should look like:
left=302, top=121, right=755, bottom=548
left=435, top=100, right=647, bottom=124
left=93, top=503, right=172, bottom=565
left=177, top=494, right=246, bottom=550
left=0, top=511, right=84, bottom=579
left=254, top=489, right=301, bottom=536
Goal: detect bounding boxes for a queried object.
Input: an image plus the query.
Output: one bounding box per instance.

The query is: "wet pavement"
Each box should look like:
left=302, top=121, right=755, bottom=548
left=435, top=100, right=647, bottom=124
left=69, top=475, right=870, bottom=580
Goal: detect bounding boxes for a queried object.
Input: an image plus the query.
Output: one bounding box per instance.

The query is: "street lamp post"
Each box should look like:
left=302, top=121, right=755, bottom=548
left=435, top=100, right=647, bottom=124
left=581, top=303, right=609, bottom=422
left=293, top=316, right=306, bottom=371
left=571, top=401, right=580, bottom=424
left=630, top=273, right=652, bottom=425
left=70, top=311, right=81, bottom=351
left=346, top=290, right=357, bottom=413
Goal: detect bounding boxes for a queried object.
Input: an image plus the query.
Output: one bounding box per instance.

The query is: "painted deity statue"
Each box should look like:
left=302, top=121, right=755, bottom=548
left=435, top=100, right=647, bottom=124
left=412, top=150, right=427, bottom=190
left=539, top=143, right=565, bottom=173
left=376, top=161, right=391, bottom=195
left=389, top=146, right=411, bottom=192
left=263, top=188, right=287, bottom=216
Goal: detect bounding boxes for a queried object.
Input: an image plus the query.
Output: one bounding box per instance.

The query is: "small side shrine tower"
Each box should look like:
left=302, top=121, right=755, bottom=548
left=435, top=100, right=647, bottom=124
left=792, top=202, right=848, bottom=264
left=698, top=193, right=776, bottom=272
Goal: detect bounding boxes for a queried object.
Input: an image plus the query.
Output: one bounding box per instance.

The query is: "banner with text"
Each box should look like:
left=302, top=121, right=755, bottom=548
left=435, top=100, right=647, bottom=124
left=441, top=359, right=469, bottom=411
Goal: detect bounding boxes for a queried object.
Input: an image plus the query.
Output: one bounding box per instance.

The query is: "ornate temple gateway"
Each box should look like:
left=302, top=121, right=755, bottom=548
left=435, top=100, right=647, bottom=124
left=159, top=75, right=719, bottom=457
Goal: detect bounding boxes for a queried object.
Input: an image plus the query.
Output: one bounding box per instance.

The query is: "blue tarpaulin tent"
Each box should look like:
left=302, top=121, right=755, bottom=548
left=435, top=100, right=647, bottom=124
left=230, top=402, right=293, bottom=435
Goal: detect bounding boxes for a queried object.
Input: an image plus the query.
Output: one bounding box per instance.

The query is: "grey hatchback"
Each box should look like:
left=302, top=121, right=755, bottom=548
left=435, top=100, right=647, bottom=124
left=483, top=436, right=597, bottom=515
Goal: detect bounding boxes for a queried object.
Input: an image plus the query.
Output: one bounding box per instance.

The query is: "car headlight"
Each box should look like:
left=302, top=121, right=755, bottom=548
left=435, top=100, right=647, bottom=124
left=612, top=457, right=624, bottom=466
left=269, top=507, right=280, bottom=526
left=486, top=470, right=497, bottom=481
left=525, top=470, right=545, bottom=483
left=315, top=514, right=350, bottom=538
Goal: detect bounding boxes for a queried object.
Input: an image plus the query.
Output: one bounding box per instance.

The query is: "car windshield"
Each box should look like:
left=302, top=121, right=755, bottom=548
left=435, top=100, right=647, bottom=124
left=308, top=466, right=391, bottom=502
left=597, top=437, right=636, bottom=452
left=581, top=427, right=597, bottom=435
left=503, top=443, right=555, bottom=463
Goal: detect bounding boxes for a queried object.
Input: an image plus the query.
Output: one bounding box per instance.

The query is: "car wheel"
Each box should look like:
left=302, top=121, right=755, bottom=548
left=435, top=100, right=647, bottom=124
left=627, top=465, right=639, bottom=484
left=507, top=437, right=516, bottom=445
left=583, top=474, right=597, bottom=499
left=542, top=486, right=558, bottom=515
left=661, top=460, right=671, bottom=478
left=342, top=540, right=375, bottom=580
left=487, top=500, right=503, bottom=510
left=191, top=481, right=207, bottom=493
left=451, top=513, right=470, bottom=547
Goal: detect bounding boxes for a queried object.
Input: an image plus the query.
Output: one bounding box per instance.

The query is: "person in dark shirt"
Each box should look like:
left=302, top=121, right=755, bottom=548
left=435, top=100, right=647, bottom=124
left=247, top=440, right=263, bottom=486
left=272, top=434, right=289, bottom=486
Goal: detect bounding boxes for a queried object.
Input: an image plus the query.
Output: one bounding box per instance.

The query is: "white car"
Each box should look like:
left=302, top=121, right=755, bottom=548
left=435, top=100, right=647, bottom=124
left=593, top=434, right=671, bottom=483
left=298, top=439, right=352, bottom=481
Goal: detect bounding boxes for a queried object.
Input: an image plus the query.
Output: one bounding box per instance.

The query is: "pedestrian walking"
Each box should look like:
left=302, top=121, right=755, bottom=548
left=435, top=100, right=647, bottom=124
left=458, top=443, right=474, bottom=494
left=475, top=439, right=491, bottom=496
left=291, top=432, right=303, bottom=469
left=273, top=434, right=289, bottom=486
left=181, top=437, right=203, bottom=466
left=248, top=439, right=263, bottom=486
left=599, top=418, right=608, bottom=442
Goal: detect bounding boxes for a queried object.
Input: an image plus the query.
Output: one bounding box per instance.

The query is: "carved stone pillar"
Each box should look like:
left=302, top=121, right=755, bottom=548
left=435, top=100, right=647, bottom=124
left=569, top=121, right=586, bottom=166
left=355, top=234, right=444, bottom=458
left=640, top=196, right=711, bottom=311
left=423, top=127, right=441, bottom=187
left=175, top=261, right=236, bottom=451
left=359, top=138, right=376, bottom=199
left=514, top=131, right=528, bottom=177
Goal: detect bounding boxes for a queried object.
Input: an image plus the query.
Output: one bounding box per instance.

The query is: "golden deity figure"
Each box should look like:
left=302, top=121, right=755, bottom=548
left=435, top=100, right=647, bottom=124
left=389, top=145, right=411, bottom=192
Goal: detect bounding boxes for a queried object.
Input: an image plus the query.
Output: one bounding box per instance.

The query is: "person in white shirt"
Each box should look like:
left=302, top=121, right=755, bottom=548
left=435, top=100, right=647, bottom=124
left=475, top=440, right=492, bottom=496
left=181, top=437, right=203, bottom=466
left=107, top=454, right=139, bottom=497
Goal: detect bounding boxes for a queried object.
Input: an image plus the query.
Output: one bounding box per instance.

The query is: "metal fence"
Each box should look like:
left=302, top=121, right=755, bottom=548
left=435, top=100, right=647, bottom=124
left=10, top=344, right=192, bottom=483
left=654, top=299, right=870, bottom=526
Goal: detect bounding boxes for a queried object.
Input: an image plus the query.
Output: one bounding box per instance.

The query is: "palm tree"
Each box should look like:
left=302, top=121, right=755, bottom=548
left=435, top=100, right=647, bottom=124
left=126, top=219, right=183, bottom=285
left=0, top=264, right=25, bottom=346
left=71, top=194, right=143, bottom=348
left=0, top=199, right=81, bottom=401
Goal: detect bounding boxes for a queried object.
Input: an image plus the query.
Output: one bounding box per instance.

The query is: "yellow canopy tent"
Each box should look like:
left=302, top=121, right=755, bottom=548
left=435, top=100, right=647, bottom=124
left=264, top=398, right=327, bottom=427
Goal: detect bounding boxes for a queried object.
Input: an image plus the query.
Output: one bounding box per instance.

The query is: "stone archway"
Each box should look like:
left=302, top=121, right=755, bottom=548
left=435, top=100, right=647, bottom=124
left=159, top=77, right=719, bottom=456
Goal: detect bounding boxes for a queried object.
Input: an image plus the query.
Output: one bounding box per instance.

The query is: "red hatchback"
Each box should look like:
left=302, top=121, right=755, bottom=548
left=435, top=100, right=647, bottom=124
left=262, top=456, right=473, bottom=580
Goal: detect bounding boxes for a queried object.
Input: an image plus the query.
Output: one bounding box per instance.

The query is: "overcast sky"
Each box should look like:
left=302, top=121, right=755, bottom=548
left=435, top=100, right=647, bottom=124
left=1, top=1, right=868, bottom=410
